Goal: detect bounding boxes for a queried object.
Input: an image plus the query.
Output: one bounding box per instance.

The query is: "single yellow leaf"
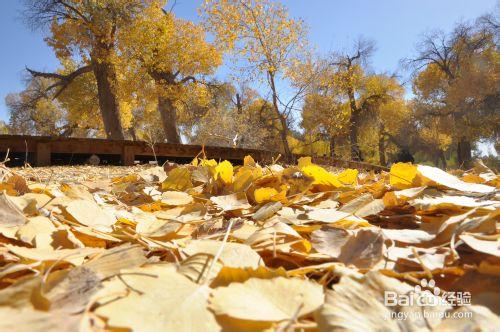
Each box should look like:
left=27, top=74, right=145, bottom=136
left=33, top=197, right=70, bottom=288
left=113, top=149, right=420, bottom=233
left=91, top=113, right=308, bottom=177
left=254, top=187, right=279, bottom=203
left=297, top=156, right=312, bottom=168
left=215, top=160, right=233, bottom=184
left=301, top=165, right=342, bottom=189
left=389, top=162, right=419, bottom=189
left=243, top=155, right=256, bottom=166
left=200, top=159, right=217, bottom=167
left=162, top=167, right=193, bottom=191
left=233, top=166, right=262, bottom=192
left=337, top=169, right=358, bottom=186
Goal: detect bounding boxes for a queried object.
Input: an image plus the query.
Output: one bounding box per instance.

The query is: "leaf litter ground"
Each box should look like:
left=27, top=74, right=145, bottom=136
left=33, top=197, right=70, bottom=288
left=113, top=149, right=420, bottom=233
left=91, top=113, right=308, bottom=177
left=0, top=157, right=498, bottom=331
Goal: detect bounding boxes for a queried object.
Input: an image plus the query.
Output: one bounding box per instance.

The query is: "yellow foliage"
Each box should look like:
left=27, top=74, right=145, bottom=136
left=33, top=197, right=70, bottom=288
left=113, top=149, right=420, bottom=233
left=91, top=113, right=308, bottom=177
left=121, top=1, right=222, bottom=134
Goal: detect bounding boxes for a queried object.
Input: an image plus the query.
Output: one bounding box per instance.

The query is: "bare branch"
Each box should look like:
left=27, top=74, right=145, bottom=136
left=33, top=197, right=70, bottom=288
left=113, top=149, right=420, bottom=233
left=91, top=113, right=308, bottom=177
left=26, top=65, right=93, bottom=98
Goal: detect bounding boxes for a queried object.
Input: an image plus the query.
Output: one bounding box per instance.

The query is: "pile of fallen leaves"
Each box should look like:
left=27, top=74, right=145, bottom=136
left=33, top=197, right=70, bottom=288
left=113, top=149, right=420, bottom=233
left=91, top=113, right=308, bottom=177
left=0, top=156, right=498, bottom=331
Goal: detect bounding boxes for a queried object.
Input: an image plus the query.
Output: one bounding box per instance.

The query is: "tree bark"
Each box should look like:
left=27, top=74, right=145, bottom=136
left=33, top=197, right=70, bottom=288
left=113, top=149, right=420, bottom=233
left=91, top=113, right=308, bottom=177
left=158, top=96, right=181, bottom=144
left=457, top=137, right=472, bottom=169
left=92, top=59, right=124, bottom=140
left=236, top=93, right=243, bottom=114
left=347, top=87, right=363, bottom=161
left=378, top=125, right=386, bottom=166
left=329, top=136, right=336, bottom=158
left=439, top=150, right=447, bottom=169
left=268, top=72, right=292, bottom=159
left=128, top=127, right=137, bottom=141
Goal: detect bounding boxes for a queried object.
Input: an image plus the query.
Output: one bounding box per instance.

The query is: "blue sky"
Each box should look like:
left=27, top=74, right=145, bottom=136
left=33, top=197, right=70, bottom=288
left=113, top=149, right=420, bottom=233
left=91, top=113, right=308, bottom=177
left=0, top=0, right=497, bottom=122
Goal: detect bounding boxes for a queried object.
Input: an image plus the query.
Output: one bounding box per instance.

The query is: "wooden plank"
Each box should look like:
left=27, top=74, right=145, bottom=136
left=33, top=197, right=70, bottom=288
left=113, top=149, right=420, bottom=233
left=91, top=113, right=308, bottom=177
left=36, top=142, right=51, bottom=166
left=50, top=140, right=123, bottom=155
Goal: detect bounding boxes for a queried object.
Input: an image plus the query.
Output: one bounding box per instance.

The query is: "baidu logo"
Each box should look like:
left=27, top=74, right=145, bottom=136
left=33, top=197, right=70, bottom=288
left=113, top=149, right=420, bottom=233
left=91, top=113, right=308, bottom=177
left=384, top=278, right=471, bottom=307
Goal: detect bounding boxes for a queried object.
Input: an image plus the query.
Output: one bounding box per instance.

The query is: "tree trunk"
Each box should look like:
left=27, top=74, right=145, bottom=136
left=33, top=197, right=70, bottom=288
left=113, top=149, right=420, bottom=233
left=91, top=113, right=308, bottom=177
left=236, top=93, right=243, bottom=114
left=349, top=111, right=363, bottom=161
left=347, top=87, right=363, bottom=161
left=309, top=132, right=313, bottom=155
left=457, top=137, right=472, bottom=169
left=128, top=127, right=137, bottom=141
left=268, top=72, right=292, bottom=159
left=92, top=59, right=124, bottom=140
left=158, top=96, right=181, bottom=144
left=439, top=150, right=447, bottom=169
left=277, top=113, right=291, bottom=159
left=378, top=125, right=386, bottom=166
left=329, top=136, right=336, bottom=158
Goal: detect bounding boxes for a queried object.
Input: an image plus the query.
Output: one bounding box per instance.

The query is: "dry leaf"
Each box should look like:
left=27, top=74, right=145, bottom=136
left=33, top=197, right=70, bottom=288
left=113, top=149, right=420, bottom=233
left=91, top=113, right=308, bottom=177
left=161, top=190, right=194, bottom=206
left=210, top=277, right=324, bottom=322
left=311, top=227, right=384, bottom=268
left=210, top=193, right=252, bottom=211
left=0, top=192, right=26, bottom=227
left=181, top=239, right=262, bottom=269
left=0, top=158, right=498, bottom=329
left=316, top=272, right=450, bottom=331
left=417, top=165, right=495, bottom=194
left=94, top=265, right=220, bottom=332
left=460, top=233, right=500, bottom=257
left=65, top=199, right=116, bottom=232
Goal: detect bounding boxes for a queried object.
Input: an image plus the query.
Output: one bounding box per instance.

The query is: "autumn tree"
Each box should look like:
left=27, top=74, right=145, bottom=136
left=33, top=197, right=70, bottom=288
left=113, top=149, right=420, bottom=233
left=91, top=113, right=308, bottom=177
left=23, top=0, right=150, bottom=139
left=0, top=121, right=8, bottom=135
left=301, top=59, right=350, bottom=158
left=406, top=17, right=499, bottom=168
left=122, top=1, right=221, bottom=143
left=302, top=68, right=409, bottom=165
left=303, top=41, right=408, bottom=164
left=5, top=77, right=66, bottom=136
left=202, top=0, right=311, bottom=158
left=55, top=60, right=107, bottom=137
left=361, top=74, right=409, bottom=166
left=186, top=83, right=279, bottom=150
left=6, top=62, right=110, bottom=138
left=325, top=39, right=378, bottom=161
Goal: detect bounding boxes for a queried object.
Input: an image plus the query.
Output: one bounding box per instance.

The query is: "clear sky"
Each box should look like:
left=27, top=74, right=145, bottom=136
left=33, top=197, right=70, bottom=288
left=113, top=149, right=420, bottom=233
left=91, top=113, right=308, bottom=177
left=0, top=0, right=497, bottom=122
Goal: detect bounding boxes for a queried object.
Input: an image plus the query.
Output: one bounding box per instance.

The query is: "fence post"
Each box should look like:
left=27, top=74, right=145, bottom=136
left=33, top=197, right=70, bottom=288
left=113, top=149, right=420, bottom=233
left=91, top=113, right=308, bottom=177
left=122, top=145, right=135, bottom=166
left=36, top=142, right=51, bottom=166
